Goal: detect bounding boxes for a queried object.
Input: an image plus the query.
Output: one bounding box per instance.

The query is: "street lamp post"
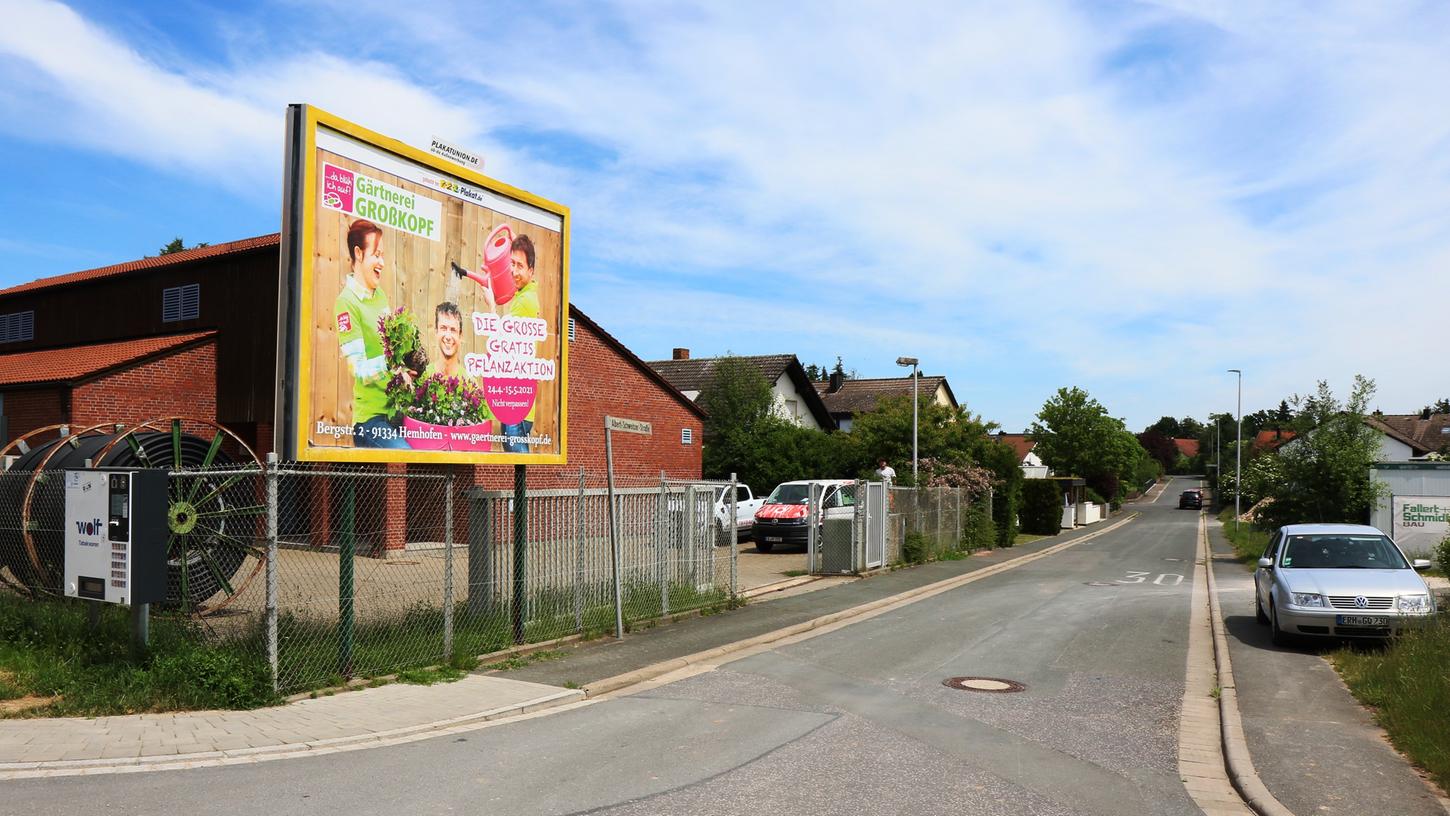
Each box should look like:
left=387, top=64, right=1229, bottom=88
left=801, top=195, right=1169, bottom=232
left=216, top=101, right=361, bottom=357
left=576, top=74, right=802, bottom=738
left=1228, top=369, right=1242, bottom=536
left=896, top=356, right=919, bottom=483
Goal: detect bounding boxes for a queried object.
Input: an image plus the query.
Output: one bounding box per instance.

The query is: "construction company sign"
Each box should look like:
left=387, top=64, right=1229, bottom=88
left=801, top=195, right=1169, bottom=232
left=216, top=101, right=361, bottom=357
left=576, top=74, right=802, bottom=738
left=1391, top=495, right=1450, bottom=556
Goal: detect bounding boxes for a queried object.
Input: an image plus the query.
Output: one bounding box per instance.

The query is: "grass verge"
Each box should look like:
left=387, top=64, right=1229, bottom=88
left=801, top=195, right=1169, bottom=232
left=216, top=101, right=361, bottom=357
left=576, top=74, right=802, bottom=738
left=1216, top=507, right=1269, bottom=565
left=0, top=592, right=279, bottom=718
left=1331, top=615, right=1450, bottom=792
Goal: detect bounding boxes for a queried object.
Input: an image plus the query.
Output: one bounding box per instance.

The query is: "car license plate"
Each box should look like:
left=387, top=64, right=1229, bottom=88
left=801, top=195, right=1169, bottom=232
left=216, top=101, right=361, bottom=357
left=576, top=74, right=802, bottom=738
left=1336, top=615, right=1388, bottom=626
left=765, top=536, right=783, bottom=543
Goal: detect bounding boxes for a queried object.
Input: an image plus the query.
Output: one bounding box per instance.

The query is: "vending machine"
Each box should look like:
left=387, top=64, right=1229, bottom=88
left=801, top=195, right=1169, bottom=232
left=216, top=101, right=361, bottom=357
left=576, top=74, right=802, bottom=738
left=63, top=469, right=167, bottom=606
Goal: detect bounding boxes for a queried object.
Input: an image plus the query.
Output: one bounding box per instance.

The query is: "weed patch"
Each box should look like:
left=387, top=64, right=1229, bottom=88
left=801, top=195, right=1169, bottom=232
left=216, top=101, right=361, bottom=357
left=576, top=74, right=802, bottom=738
left=1216, top=507, right=1269, bottom=566
left=1331, top=616, right=1450, bottom=792
left=0, top=592, right=279, bottom=717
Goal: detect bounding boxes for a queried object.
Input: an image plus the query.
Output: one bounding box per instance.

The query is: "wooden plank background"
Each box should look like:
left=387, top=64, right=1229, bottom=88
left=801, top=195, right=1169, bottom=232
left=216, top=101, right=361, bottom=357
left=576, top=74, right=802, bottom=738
left=307, top=149, right=563, bottom=457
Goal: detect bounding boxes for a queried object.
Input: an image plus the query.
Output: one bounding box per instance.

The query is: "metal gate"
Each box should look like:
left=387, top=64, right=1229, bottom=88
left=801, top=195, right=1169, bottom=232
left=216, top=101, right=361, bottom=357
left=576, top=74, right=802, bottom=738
left=864, top=480, right=886, bottom=568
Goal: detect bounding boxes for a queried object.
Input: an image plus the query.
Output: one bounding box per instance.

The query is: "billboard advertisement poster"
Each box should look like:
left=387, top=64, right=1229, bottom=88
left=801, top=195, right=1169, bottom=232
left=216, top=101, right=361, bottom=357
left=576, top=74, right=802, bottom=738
left=1391, top=495, right=1450, bottom=557
left=279, top=106, right=569, bottom=464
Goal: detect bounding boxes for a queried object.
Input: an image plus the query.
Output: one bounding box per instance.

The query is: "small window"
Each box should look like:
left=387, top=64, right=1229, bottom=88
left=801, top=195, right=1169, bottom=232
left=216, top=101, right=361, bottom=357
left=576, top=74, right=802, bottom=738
left=568, top=318, right=576, bottom=341
left=681, top=427, right=693, bottom=445
left=0, top=311, right=34, bottom=343
left=162, top=284, right=200, bottom=322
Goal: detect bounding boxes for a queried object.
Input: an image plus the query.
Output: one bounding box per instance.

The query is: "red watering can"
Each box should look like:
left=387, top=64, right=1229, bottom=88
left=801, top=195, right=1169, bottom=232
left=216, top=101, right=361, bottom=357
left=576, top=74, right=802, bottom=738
left=482, top=223, right=516, bottom=306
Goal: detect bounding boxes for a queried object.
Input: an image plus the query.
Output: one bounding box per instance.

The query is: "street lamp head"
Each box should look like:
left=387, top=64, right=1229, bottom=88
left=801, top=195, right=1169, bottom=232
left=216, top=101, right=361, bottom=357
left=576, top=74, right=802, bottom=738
left=1227, top=368, right=1241, bottom=374
left=896, top=356, right=918, bottom=367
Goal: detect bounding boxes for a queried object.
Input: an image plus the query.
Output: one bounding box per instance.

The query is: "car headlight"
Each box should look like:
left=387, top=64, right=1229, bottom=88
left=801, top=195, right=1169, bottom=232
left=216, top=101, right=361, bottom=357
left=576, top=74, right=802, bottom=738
left=1398, top=594, right=1432, bottom=614
left=1290, top=592, right=1326, bottom=608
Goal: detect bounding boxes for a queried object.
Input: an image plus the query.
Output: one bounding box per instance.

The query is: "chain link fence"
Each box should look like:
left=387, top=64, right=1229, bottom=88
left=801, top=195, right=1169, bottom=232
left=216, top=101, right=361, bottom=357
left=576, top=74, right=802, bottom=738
left=0, top=463, right=738, bottom=694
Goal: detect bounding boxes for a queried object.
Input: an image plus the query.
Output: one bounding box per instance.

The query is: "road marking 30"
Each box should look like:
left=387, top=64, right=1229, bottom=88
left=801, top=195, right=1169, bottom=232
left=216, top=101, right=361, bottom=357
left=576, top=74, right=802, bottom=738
left=1116, top=571, right=1184, bottom=586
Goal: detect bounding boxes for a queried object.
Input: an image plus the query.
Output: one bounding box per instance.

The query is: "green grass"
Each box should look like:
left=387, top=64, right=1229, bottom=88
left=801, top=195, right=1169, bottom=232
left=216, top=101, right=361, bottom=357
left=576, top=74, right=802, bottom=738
left=781, top=569, right=809, bottom=578
left=0, top=592, right=279, bottom=718
left=1331, top=616, right=1450, bottom=792
left=1216, top=507, right=1269, bottom=566
left=2, top=570, right=743, bottom=713
left=1013, top=534, right=1049, bottom=547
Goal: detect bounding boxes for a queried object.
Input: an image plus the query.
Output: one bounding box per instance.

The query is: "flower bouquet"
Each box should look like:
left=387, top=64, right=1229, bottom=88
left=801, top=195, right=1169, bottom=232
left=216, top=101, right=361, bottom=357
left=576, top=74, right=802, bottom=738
left=379, top=308, right=429, bottom=421
left=401, top=373, right=496, bottom=452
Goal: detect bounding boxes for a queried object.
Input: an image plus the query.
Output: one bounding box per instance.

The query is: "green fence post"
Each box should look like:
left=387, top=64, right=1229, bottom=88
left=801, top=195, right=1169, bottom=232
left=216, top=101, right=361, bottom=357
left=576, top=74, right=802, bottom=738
left=339, top=481, right=355, bottom=679
left=512, top=464, right=527, bottom=645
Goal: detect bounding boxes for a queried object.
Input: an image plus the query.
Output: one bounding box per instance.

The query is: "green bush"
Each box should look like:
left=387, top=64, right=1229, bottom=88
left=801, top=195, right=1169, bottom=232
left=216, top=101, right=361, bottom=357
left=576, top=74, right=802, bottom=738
left=1085, top=487, right=1107, bottom=505
left=992, top=479, right=1021, bottom=547
left=962, top=498, right=996, bottom=552
left=1434, top=533, right=1450, bottom=575
left=1020, top=479, right=1063, bottom=536
left=902, top=531, right=929, bottom=564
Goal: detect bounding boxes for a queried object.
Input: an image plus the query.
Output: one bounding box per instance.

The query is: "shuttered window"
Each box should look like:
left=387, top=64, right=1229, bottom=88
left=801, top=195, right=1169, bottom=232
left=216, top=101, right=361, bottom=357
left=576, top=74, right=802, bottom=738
left=162, top=284, right=200, bottom=322
left=568, top=317, right=576, bottom=342
left=0, top=311, right=34, bottom=343
left=681, top=427, right=694, bottom=445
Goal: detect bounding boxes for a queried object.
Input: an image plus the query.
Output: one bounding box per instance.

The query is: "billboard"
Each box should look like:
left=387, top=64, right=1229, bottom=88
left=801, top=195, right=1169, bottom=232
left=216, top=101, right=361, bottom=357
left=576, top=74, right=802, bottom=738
left=1391, top=495, right=1450, bottom=557
left=278, top=106, right=569, bottom=464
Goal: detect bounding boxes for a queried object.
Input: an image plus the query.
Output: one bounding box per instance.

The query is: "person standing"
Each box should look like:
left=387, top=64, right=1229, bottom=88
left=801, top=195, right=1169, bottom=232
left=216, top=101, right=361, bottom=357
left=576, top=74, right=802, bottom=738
left=334, top=218, right=409, bottom=449
left=875, top=459, right=897, bottom=483
left=501, top=233, right=540, bottom=453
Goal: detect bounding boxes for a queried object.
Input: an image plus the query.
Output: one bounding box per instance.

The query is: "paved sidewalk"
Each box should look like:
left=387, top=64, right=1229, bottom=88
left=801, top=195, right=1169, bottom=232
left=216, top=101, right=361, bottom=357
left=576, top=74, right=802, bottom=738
left=0, top=515, right=1125, bottom=777
left=0, top=675, right=579, bottom=775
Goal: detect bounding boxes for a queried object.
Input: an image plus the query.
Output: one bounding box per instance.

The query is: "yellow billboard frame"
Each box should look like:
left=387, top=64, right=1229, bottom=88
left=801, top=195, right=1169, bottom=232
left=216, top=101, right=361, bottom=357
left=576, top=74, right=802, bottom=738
left=283, top=105, right=570, bottom=465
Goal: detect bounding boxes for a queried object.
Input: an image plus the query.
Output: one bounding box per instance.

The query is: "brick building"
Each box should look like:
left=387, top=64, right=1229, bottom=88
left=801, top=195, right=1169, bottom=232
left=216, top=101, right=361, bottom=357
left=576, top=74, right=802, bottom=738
left=0, top=235, right=703, bottom=551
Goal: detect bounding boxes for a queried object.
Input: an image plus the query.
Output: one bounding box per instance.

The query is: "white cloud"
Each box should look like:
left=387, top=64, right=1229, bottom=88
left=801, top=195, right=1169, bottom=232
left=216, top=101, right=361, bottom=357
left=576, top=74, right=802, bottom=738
left=2, top=0, right=1447, bottom=429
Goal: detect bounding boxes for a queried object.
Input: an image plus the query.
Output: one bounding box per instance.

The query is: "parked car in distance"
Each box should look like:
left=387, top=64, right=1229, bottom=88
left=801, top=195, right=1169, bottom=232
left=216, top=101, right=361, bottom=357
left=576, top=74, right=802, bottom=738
left=714, top=483, right=765, bottom=541
left=1178, top=490, right=1202, bottom=509
left=1254, top=523, right=1436, bottom=646
left=752, top=479, right=855, bottom=552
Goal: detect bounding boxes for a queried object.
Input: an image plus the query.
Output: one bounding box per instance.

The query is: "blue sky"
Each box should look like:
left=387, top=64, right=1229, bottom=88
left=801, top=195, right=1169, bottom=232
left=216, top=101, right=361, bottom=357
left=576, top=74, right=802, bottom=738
left=2, top=0, right=1448, bottom=432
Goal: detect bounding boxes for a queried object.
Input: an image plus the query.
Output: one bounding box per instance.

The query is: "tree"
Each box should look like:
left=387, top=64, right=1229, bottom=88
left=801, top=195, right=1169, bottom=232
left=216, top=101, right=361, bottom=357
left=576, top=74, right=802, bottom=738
left=157, top=237, right=209, bottom=255
left=1147, top=416, right=1181, bottom=438
left=698, top=355, right=778, bottom=487
left=1255, top=376, right=1386, bottom=528
left=1178, top=417, right=1205, bottom=439
left=850, top=394, right=996, bottom=485
left=1137, top=430, right=1178, bottom=473
left=1030, top=388, right=1112, bottom=478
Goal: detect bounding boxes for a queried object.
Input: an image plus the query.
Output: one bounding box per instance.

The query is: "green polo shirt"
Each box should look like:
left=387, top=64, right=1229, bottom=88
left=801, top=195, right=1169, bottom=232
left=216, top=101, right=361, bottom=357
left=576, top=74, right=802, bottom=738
left=334, top=276, right=391, bottom=423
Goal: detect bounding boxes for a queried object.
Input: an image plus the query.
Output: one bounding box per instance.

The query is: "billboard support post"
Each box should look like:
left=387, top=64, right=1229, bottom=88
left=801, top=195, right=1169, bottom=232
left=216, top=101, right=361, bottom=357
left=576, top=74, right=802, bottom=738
left=338, top=482, right=356, bottom=679
left=443, top=469, right=454, bottom=661
left=511, top=465, right=527, bottom=645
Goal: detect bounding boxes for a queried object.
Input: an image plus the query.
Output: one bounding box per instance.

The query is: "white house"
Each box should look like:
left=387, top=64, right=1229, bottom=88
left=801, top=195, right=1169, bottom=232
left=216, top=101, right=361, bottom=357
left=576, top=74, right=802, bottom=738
left=647, top=350, right=836, bottom=430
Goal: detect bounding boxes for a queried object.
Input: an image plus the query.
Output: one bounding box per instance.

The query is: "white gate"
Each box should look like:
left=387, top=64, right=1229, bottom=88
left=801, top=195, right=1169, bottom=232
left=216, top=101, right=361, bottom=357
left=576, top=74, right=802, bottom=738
left=865, top=480, right=886, bottom=568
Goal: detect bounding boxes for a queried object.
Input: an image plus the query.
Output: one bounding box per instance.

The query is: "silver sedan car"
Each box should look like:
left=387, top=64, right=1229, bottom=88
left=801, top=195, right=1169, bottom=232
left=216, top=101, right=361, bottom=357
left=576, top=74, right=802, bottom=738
left=1254, top=523, right=1436, bottom=645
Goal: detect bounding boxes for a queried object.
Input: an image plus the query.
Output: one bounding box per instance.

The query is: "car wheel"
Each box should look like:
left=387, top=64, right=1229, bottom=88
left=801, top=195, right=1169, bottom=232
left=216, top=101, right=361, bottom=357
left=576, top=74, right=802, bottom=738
left=1270, top=601, right=1292, bottom=647
left=1255, top=594, right=1269, bottom=625
left=756, top=540, right=774, bottom=553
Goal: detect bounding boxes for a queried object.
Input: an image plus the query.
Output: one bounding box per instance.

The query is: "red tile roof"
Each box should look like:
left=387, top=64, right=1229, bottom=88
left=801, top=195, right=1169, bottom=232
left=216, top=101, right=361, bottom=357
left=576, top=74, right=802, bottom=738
left=1173, top=438, right=1200, bottom=458
left=995, top=433, right=1036, bottom=462
left=0, top=234, right=280, bottom=298
left=0, top=332, right=215, bottom=387
left=1252, top=429, right=1296, bottom=452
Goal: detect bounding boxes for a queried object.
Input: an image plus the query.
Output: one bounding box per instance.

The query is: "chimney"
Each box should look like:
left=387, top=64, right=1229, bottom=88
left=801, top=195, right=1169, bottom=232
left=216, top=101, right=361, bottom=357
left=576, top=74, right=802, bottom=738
left=828, top=369, right=844, bottom=393
left=672, top=348, right=690, bottom=360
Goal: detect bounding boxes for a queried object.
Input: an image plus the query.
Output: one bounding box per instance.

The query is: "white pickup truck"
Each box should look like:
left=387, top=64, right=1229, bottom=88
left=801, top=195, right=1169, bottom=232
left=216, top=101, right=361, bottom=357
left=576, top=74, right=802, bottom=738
left=714, top=483, right=766, bottom=540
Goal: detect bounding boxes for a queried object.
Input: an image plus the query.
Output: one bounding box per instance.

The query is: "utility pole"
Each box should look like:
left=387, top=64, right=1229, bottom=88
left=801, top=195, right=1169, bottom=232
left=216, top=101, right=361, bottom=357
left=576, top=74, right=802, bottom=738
left=1227, top=370, right=1242, bottom=536
left=897, top=356, right=920, bottom=483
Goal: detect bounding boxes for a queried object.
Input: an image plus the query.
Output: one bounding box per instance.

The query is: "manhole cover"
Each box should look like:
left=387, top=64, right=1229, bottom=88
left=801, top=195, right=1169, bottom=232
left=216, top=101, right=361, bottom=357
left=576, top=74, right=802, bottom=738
left=943, top=676, right=1026, bottom=693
